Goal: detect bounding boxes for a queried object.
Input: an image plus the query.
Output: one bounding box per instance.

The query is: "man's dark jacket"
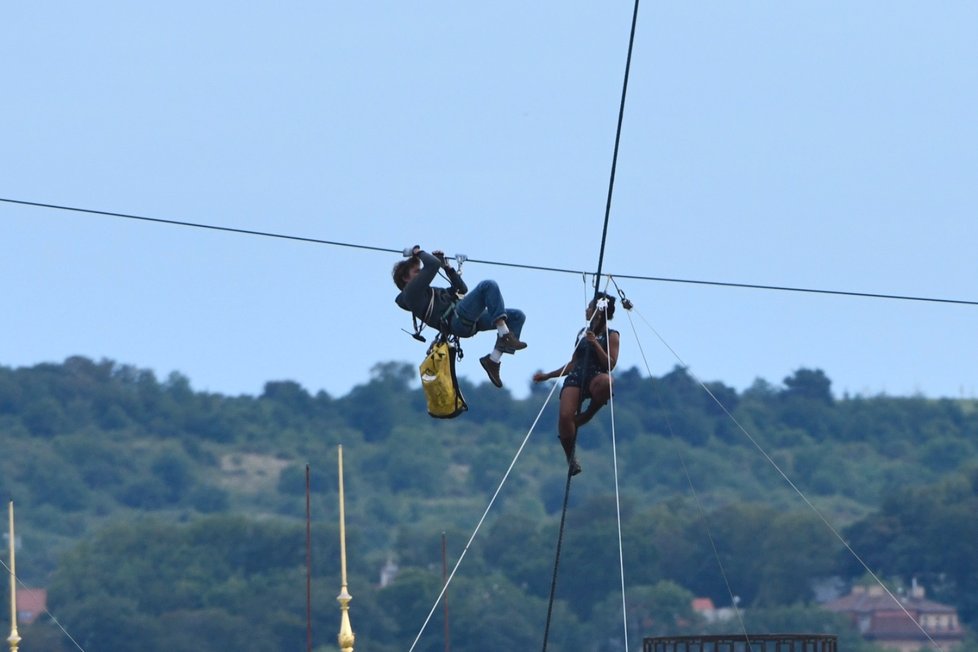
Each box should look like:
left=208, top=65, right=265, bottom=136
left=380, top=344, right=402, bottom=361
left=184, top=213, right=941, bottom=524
left=395, top=251, right=468, bottom=331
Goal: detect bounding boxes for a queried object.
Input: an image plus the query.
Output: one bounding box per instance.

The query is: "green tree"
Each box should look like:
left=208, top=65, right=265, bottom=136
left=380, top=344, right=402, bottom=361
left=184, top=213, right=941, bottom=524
left=782, top=368, right=834, bottom=404
left=483, top=514, right=554, bottom=597
left=21, top=398, right=66, bottom=437
left=754, top=512, right=839, bottom=605
left=840, top=468, right=978, bottom=622
left=593, top=580, right=698, bottom=648
left=151, top=447, right=195, bottom=504
left=342, top=363, right=423, bottom=441
left=375, top=566, right=443, bottom=647
left=56, top=594, right=162, bottom=652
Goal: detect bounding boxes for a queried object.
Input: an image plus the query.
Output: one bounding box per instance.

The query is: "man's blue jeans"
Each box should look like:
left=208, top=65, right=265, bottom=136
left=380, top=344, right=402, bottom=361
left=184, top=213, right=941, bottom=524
left=450, top=280, right=525, bottom=339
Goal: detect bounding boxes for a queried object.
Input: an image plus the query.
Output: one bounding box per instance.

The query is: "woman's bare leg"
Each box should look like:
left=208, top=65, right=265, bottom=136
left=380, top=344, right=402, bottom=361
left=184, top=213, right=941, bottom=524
left=575, top=373, right=612, bottom=426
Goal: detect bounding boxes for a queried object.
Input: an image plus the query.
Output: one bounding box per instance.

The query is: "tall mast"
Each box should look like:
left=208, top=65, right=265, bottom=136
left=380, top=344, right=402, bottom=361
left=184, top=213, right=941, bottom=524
left=7, top=501, right=20, bottom=652
left=336, top=446, right=355, bottom=652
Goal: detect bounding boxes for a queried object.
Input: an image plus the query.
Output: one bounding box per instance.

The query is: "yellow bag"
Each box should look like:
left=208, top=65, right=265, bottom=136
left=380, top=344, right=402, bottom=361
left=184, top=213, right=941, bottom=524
left=419, top=340, right=468, bottom=419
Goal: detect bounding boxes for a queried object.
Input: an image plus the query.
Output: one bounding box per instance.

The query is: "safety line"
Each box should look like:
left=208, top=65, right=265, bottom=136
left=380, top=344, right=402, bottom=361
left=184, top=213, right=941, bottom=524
left=604, top=307, right=630, bottom=651
left=5, top=196, right=976, bottom=307
left=540, top=353, right=583, bottom=652
left=592, top=279, right=632, bottom=647
left=542, top=282, right=632, bottom=651
left=619, top=300, right=752, bottom=645
left=407, top=375, right=563, bottom=652
left=0, top=558, right=87, bottom=652
left=628, top=305, right=946, bottom=652
left=542, top=281, right=623, bottom=651
left=541, top=463, right=573, bottom=652
left=593, top=0, right=641, bottom=288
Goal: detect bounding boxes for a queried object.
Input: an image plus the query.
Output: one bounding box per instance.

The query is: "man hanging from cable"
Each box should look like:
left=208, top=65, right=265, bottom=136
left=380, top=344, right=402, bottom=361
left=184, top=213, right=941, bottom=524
left=532, top=292, right=619, bottom=476
left=393, top=245, right=527, bottom=388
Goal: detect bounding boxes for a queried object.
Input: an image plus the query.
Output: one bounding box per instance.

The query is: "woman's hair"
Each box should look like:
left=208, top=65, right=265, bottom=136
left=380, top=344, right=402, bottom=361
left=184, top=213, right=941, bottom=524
left=590, top=292, right=616, bottom=320
left=393, top=258, right=420, bottom=290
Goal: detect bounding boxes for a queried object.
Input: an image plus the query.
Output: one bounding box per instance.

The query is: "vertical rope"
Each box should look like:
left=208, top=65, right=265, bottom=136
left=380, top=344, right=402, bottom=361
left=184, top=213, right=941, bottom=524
left=306, top=465, right=313, bottom=652
left=605, top=313, right=630, bottom=649
left=541, top=473, right=574, bottom=652
left=546, top=0, right=642, bottom=644
left=593, top=0, right=642, bottom=289
left=546, top=285, right=619, bottom=652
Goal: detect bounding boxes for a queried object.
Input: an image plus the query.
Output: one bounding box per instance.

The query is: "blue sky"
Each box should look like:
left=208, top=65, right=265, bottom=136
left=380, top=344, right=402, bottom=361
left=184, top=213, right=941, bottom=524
left=3, top=2, right=977, bottom=401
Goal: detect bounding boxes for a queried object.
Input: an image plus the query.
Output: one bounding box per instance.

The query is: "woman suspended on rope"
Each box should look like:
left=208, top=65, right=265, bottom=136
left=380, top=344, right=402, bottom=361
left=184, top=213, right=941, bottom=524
left=532, top=292, right=619, bottom=476
left=394, top=245, right=527, bottom=388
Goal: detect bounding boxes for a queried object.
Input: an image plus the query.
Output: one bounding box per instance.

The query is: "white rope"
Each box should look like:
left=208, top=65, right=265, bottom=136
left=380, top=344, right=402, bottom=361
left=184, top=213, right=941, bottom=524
left=0, top=558, right=87, bottom=652
left=619, top=304, right=752, bottom=644
left=407, top=375, right=564, bottom=652
left=602, top=300, right=630, bottom=652
left=578, top=277, right=631, bottom=649
left=628, top=304, right=946, bottom=652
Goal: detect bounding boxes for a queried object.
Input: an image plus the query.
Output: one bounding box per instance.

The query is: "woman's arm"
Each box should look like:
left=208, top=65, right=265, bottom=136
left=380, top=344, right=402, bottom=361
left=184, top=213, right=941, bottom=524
left=533, top=360, right=576, bottom=383
left=585, top=330, right=620, bottom=371
left=607, top=330, right=620, bottom=370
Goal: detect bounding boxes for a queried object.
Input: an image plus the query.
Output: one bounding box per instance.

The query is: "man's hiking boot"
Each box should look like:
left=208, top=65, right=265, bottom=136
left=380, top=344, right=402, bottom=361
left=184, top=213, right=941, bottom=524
left=568, top=458, right=582, bottom=477
left=480, top=355, right=503, bottom=388
left=496, top=332, right=527, bottom=354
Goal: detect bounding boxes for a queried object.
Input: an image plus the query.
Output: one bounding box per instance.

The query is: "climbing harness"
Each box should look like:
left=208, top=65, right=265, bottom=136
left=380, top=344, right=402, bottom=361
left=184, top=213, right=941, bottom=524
left=402, top=253, right=468, bottom=344
left=402, top=293, right=436, bottom=343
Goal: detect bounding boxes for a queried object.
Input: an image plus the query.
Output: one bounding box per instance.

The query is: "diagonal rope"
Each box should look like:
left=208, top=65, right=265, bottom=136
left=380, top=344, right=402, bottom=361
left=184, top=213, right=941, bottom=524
left=408, top=376, right=563, bottom=652
left=628, top=303, right=946, bottom=652
left=0, top=558, right=87, bottom=652
left=614, top=288, right=751, bottom=645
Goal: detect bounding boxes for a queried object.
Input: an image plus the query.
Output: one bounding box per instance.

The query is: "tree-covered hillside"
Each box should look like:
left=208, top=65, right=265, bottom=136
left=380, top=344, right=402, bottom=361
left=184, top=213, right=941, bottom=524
left=1, top=356, right=976, bottom=652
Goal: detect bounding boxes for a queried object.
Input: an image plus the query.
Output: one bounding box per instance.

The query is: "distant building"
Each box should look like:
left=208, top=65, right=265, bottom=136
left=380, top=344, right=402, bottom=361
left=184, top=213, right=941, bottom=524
left=691, top=597, right=737, bottom=624
left=379, top=557, right=399, bottom=588
left=16, top=588, right=47, bottom=625
left=822, top=583, right=966, bottom=652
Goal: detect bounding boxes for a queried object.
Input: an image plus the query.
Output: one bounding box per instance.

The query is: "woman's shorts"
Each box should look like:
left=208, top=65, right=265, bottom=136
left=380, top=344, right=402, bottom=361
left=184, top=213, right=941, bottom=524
left=561, top=369, right=606, bottom=400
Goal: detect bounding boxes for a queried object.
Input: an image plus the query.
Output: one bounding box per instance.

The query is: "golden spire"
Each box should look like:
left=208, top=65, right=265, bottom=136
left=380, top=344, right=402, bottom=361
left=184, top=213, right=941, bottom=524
left=7, top=501, right=20, bottom=652
left=337, top=446, right=355, bottom=652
